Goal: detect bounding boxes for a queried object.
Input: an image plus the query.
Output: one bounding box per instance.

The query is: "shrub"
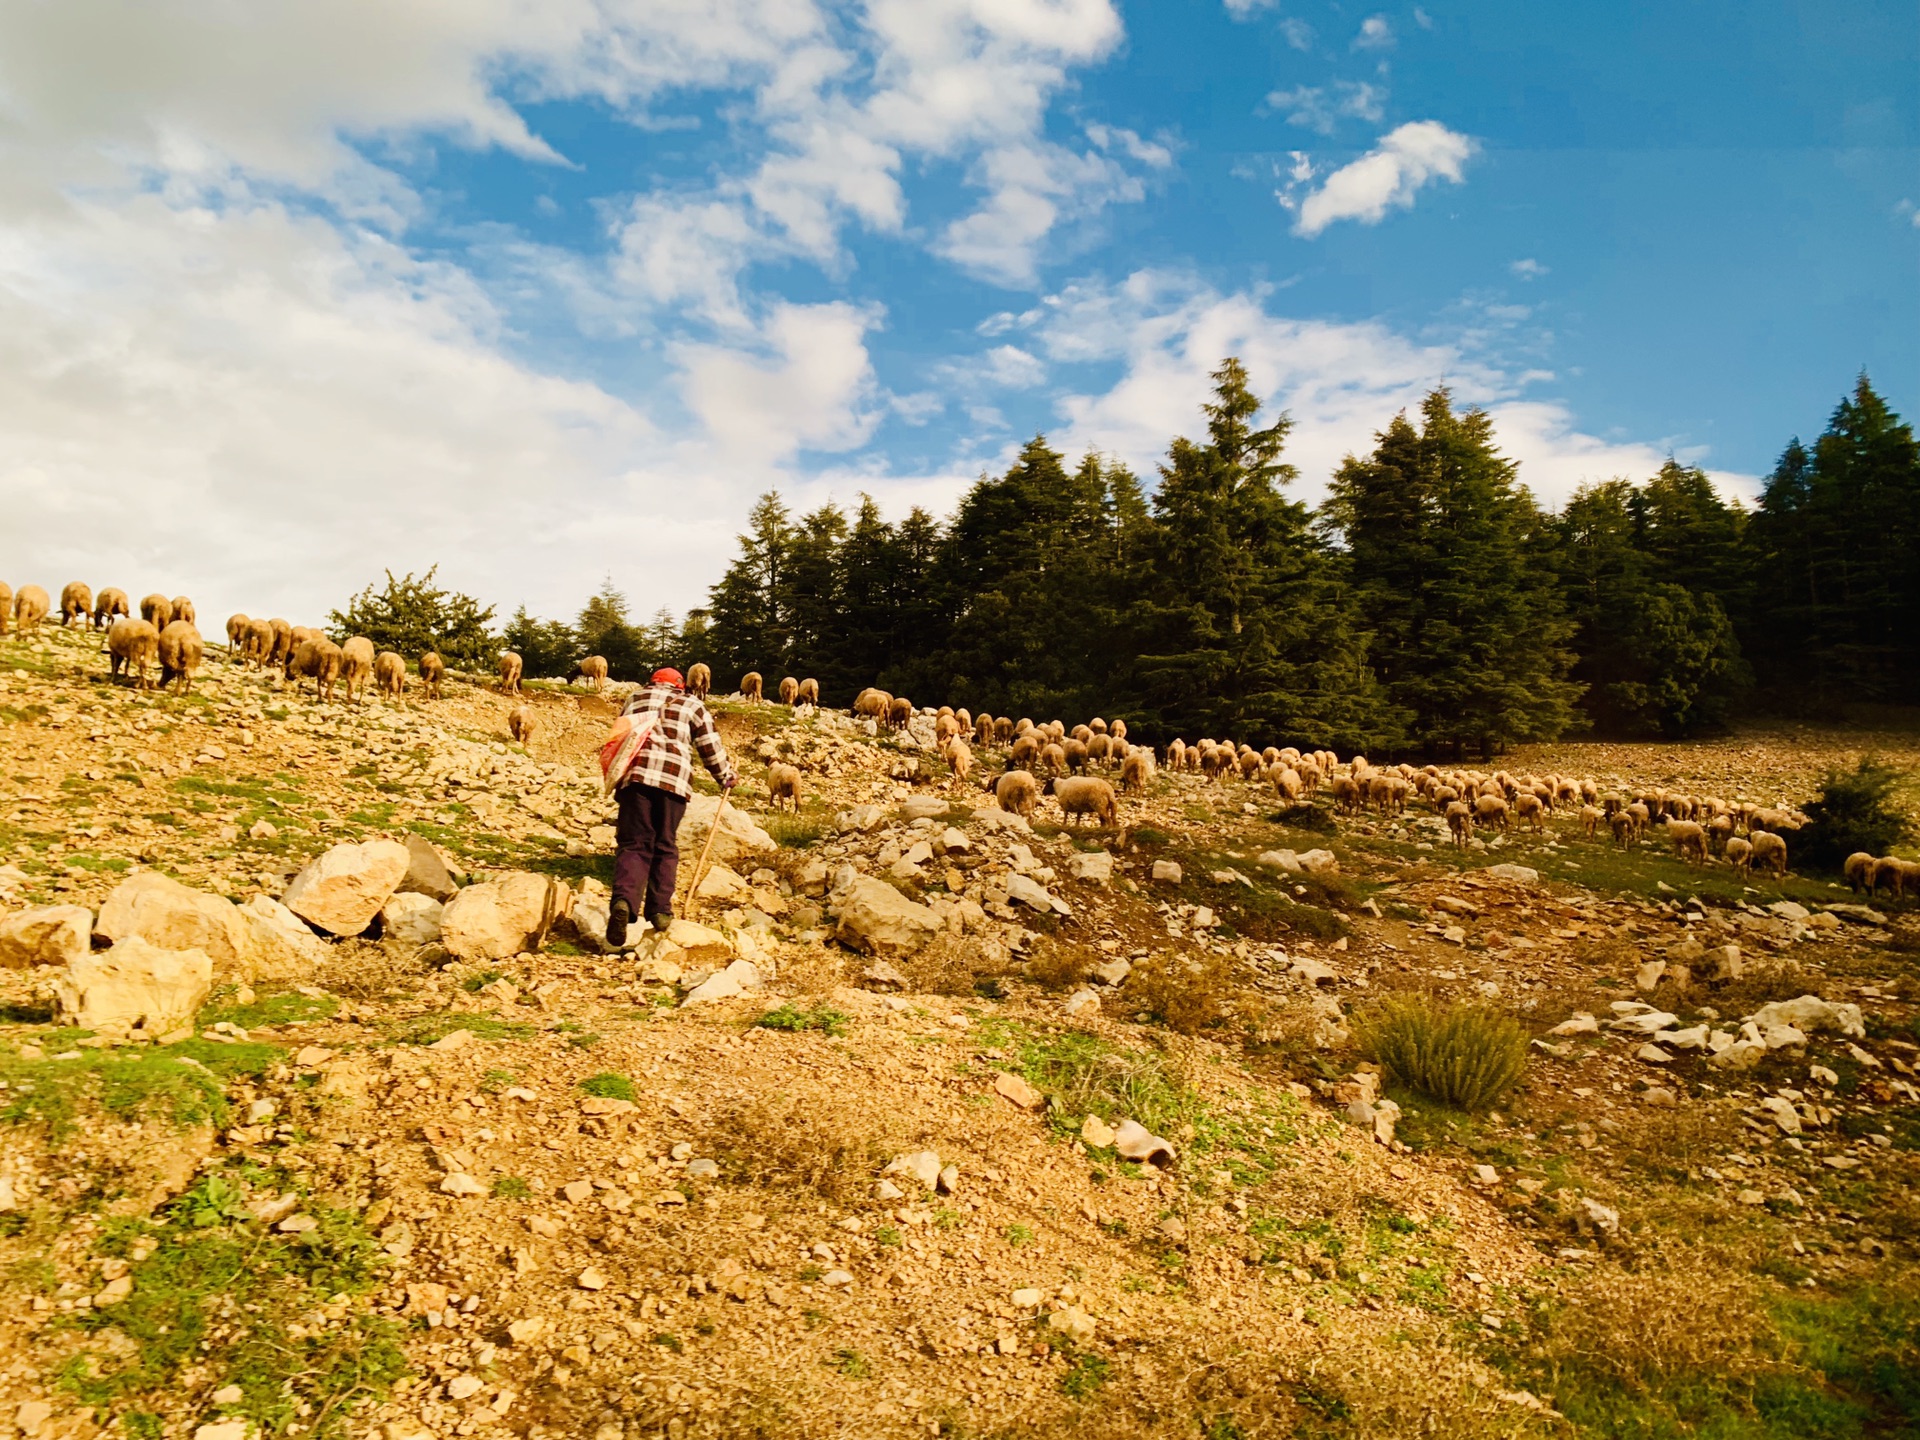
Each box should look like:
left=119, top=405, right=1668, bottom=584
left=1355, top=996, right=1527, bottom=1112
left=755, top=1004, right=848, bottom=1036
left=1797, top=756, right=1912, bottom=870
left=579, top=1073, right=637, bottom=1102
left=1128, top=950, right=1234, bottom=1035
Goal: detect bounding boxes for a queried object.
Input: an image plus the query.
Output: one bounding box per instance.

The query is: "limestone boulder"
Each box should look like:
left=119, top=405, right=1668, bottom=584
left=55, top=936, right=211, bottom=1039
left=1067, top=850, right=1113, bottom=883
left=283, top=839, right=409, bottom=936
left=676, top=795, right=776, bottom=867
left=1746, top=995, right=1865, bottom=1040
left=440, top=872, right=571, bottom=962
left=97, top=872, right=249, bottom=976
left=396, top=833, right=459, bottom=902
left=833, top=876, right=944, bottom=957
left=0, top=904, right=91, bottom=969
left=236, top=896, right=325, bottom=982
left=380, top=892, right=444, bottom=948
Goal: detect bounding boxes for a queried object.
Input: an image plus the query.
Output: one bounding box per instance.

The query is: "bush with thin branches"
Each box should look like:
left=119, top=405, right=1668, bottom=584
left=1355, top=996, right=1528, bottom=1111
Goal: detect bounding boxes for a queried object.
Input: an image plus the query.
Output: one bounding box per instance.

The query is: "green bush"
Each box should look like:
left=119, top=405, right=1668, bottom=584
left=578, top=1073, right=637, bottom=1101
left=1355, top=996, right=1527, bottom=1112
left=1798, top=757, right=1912, bottom=871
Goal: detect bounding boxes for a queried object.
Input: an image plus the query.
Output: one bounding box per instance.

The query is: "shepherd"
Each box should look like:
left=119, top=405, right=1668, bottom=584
left=603, top=667, right=738, bottom=948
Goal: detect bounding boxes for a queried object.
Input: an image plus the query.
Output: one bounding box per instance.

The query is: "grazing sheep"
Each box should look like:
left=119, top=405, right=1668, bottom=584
left=289, top=637, right=343, bottom=703
left=995, top=769, right=1039, bottom=818
left=1869, top=856, right=1909, bottom=900
left=268, top=618, right=293, bottom=668
left=1446, top=800, right=1474, bottom=848
left=779, top=676, right=799, bottom=705
left=1063, top=738, right=1089, bottom=774
left=975, top=714, right=996, bottom=746
left=171, top=597, right=196, bottom=626
left=1201, top=746, right=1234, bottom=783
left=1039, top=742, right=1067, bottom=775
left=1045, top=721, right=1066, bottom=742
left=1473, top=794, right=1510, bottom=831
left=96, top=587, right=131, bottom=627
left=496, top=650, right=523, bottom=694
left=1089, top=717, right=1108, bottom=735
left=1725, top=836, right=1753, bottom=874
left=224, top=613, right=250, bottom=652
left=741, top=671, right=763, bottom=703
left=107, top=618, right=159, bottom=689
left=944, top=738, right=973, bottom=787
left=375, top=650, right=407, bottom=699
left=688, top=662, right=712, bottom=698
left=1749, top=829, right=1788, bottom=877
left=1049, top=775, right=1118, bottom=829
left=887, top=696, right=914, bottom=730
left=955, top=708, right=971, bottom=731
left=935, top=714, right=960, bottom=746
left=1845, top=852, right=1876, bottom=893
left=508, top=704, right=536, bottom=745
left=1010, top=734, right=1040, bottom=768
left=0, top=582, right=10, bottom=636
left=1609, top=809, right=1637, bottom=848
left=576, top=655, right=609, bottom=690
left=1120, top=749, right=1151, bottom=795
left=1166, top=738, right=1187, bottom=772
left=157, top=621, right=204, bottom=694
left=241, top=618, right=271, bottom=666
left=59, top=582, right=93, bottom=628
left=1664, top=818, right=1707, bottom=863
left=1237, top=749, right=1264, bottom=781
left=1707, top=813, right=1735, bottom=854
left=139, top=593, right=172, bottom=631
left=340, top=637, right=376, bottom=704
left=1071, top=724, right=1092, bottom=744
left=994, top=716, right=1014, bottom=744
left=798, top=678, right=819, bottom=706
left=1626, top=802, right=1651, bottom=836
left=14, top=584, right=50, bottom=631
left=1330, top=776, right=1362, bottom=813
left=1110, top=719, right=1127, bottom=742
left=419, top=651, right=445, bottom=700
left=1014, top=718, right=1035, bottom=737
left=767, top=762, right=802, bottom=812
left=1087, top=733, right=1112, bottom=767
left=1580, top=804, right=1603, bottom=839
left=853, top=687, right=889, bottom=722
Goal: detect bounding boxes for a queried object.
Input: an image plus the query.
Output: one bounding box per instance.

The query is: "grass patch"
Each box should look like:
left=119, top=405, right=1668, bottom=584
left=381, top=1012, right=535, bottom=1046
left=1060, top=1352, right=1111, bottom=1398
left=827, top=1348, right=872, bottom=1379
left=202, top=990, right=339, bottom=1030
left=754, top=1004, right=849, bottom=1037
left=579, top=1073, right=637, bottom=1102
left=0, top=1039, right=281, bottom=1138
left=492, top=1176, right=531, bottom=1200
left=1014, top=1029, right=1193, bottom=1140
left=1354, top=996, right=1527, bottom=1112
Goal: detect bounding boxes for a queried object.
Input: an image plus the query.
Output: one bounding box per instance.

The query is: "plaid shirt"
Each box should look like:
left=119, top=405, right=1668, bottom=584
left=620, top=684, right=738, bottom=797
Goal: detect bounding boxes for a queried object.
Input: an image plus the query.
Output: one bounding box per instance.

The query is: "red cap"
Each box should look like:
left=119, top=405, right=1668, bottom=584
left=652, top=667, right=684, bottom=688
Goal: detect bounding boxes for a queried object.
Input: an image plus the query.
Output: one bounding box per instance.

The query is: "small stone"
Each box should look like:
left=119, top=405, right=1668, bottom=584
left=686, top=1159, right=719, bottom=1179
left=212, top=1385, right=244, bottom=1406
left=440, top=1173, right=486, bottom=1196
left=1080, top=1115, right=1117, bottom=1149
left=506, top=1317, right=547, bottom=1345
left=1113, top=1118, right=1174, bottom=1164
left=993, top=1071, right=1044, bottom=1109
left=1047, top=1305, right=1095, bottom=1344
left=1635, top=960, right=1667, bottom=992
left=938, top=1164, right=960, bottom=1194
left=1151, top=860, right=1182, bottom=884
left=577, top=1266, right=607, bottom=1291
left=1011, top=1287, right=1043, bottom=1307
left=193, top=1423, right=250, bottom=1440
left=884, top=1151, right=943, bottom=1190
left=448, top=1375, right=484, bottom=1400
left=562, top=1180, right=594, bottom=1203
left=821, top=1269, right=854, bottom=1287
left=1063, top=987, right=1100, bottom=1016
left=875, top=1179, right=904, bottom=1201
left=428, top=1028, right=473, bottom=1052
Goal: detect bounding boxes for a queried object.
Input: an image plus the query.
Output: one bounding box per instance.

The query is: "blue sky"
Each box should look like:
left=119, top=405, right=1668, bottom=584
left=0, top=0, right=1913, bottom=627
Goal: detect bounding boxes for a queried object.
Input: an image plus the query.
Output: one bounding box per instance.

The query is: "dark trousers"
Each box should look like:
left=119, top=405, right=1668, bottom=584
left=614, top=783, right=688, bottom=922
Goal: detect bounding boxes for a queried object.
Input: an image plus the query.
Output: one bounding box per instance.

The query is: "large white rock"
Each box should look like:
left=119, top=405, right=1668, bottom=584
left=282, top=839, right=410, bottom=936
left=834, top=876, right=944, bottom=956
left=396, top=833, right=459, bottom=901
left=0, top=904, right=91, bottom=969
left=1297, top=849, right=1339, bottom=875
left=97, top=872, right=249, bottom=976
left=1746, top=995, right=1865, bottom=1040
left=439, top=872, right=571, bottom=961
left=236, top=895, right=325, bottom=981
left=1067, top=850, right=1114, bottom=883
left=1256, top=849, right=1303, bottom=874
left=55, top=936, right=211, bottom=1039
left=676, top=795, right=776, bottom=866
left=380, top=892, right=445, bottom=948
left=1485, top=863, right=1541, bottom=886
left=680, top=959, right=763, bottom=1006
left=694, top=863, right=753, bottom=903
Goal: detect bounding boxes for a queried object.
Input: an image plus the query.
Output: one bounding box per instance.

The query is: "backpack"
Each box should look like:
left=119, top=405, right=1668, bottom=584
left=598, top=711, right=655, bottom=795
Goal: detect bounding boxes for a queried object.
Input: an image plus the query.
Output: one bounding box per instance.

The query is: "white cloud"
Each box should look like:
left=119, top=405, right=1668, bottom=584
left=1353, top=14, right=1395, bottom=49
left=1267, top=81, right=1386, bottom=134
left=936, top=139, right=1152, bottom=287
left=1510, top=257, right=1549, bottom=280
left=1279, top=18, right=1315, bottom=49
left=1414, top=7, right=1434, bottom=28
left=1293, top=120, right=1476, bottom=236
left=1223, top=0, right=1275, bottom=14
left=611, top=193, right=767, bottom=328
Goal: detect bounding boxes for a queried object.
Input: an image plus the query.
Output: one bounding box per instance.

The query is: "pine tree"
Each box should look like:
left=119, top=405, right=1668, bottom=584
left=500, top=606, right=581, bottom=680
left=706, top=491, right=795, bottom=682
left=328, top=566, right=497, bottom=668
left=575, top=579, right=649, bottom=680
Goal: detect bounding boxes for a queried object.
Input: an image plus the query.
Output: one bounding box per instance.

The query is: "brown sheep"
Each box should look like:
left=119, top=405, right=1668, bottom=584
left=955, top=708, right=971, bottom=731
left=157, top=621, right=204, bottom=694
left=1089, top=717, right=1108, bottom=735
left=1049, top=775, right=1118, bottom=828
left=687, top=662, right=712, bottom=698
left=975, top=714, right=995, bottom=746
left=107, top=618, right=159, bottom=689
left=508, top=704, right=536, bottom=745
left=853, top=687, right=890, bottom=722
left=92, top=587, right=127, bottom=626
left=1513, top=792, right=1545, bottom=831
left=1039, top=741, right=1067, bottom=774
left=995, top=769, right=1039, bottom=817
left=767, top=762, right=802, bottom=812
left=1473, top=794, right=1510, bottom=831
left=1010, top=734, right=1040, bottom=768
left=1725, top=836, right=1752, bottom=874
left=139, top=593, right=172, bottom=631
left=1120, top=749, right=1152, bottom=794
left=1070, top=723, right=1093, bottom=744
left=1579, top=804, right=1603, bottom=839
left=797, top=678, right=820, bottom=706
left=1626, top=802, right=1651, bottom=836
left=887, top=696, right=913, bottom=730
left=944, top=738, right=973, bottom=787
left=375, top=650, right=407, bottom=699
left=59, top=582, right=93, bottom=628
left=1086, top=733, right=1111, bottom=767
left=740, top=671, right=763, bottom=703
left=14, top=584, right=50, bottom=632
left=1201, top=745, right=1234, bottom=783
left=224, top=613, right=250, bottom=651
left=419, top=651, right=445, bottom=699
left=1664, top=818, right=1707, bottom=863
left=1014, top=717, right=1036, bottom=737
left=1063, top=738, right=1089, bottom=774
left=1844, top=851, right=1876, bottom=893
left=171, top=596, right=196, bottom=626
left=1609, top=809, right=1636, bottom=848
left=268, top=618, right=293, bottom=668
left=1271, top=765, right=1302, bottom=803
left=779, top=676, right=799, bottom=705
left=576, top=655, right=609, bottom=690
left=1869, top=856, right=1910, bottom=900
left=289, top=637, right=343, bottom=702
left=994, top=717, right=1014, bottom=743
left=1110, top=719, right=1127, bottom=742
left=1166, top=737, right=1187, bottom=771
left=340, top=637, right=376, bottom=704
left=1707, top=813, right=1735, bottom=854
left=497, top=650, right=523, bottom=694
left=1749, top=829, right=1788, bottom=877
left=1446, top=800, right=1473, bottom=848
left=1329, top=775, right=1362, bottom=813
left=0, top=581, right=10, bottom=636
left=243, top=618, right=274, bottom=667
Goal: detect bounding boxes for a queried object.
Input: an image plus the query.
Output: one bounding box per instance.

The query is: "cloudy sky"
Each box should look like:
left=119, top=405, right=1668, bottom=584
left=0, top=0, right=1914, bottom=631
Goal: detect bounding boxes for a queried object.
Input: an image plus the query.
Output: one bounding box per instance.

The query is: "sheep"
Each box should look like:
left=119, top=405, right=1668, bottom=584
left=1014, top=718, right=1036, bottom=737
left=1237, top=748, right=1264, bottom=782
left=0, top=582, right=10, bottom=636
left=1512, top=792, right=1546, bottom=832
left=994, top=716, right=1014, bottom=744
left=489, top=650, right=520, bottom=694
left=107, top=618, right=159, bottom=689
left=375, top=650, right=407, bottom=700
left=688, top=662, right=712, bottom=698
left=1201, top=746, right=1234, bottom=783
left=1749, top=829, right=1788, bottom=877
left=853, top=687, right=889, bottom=722
left=1330, top=776, right=1362, bottom=813
left=171, top=596, right=196, bottom=626
left=287, top=635, right=342, bottom=700
left=98, top=585, right=134, bottom=628
left=1071, top=724, right=1092, bottom=744
left=955, top=708, right=971, bottom=731
left=1086, top=733, right=1112, bottom=768
left=268, top=618, right=294, bottom=668
left=1048, top=775, right=1118, bottom=828
left=1045, top=721, right=1066, bottom=742
left=1473, top=794, right=1510, bottom=831
left=1039, top=742, right=1068, bottom=775
left=14, top=584, right=49, bottom=632
left=1166, top=738, right=1187, bottom=771
left=1609, top=810, right=1636, bottom=848
left=887, top=697, right=913, bottom=730
left=139, top=593, right=172, bottom=631
left=798, top=678, right=819, bottom=706
left=1446, top=800, right=1474, bottom=848
left=224, top=613, right=250, bottom=652
left=944, top=738, right=973, bottom=787
left=157, top=621, right=204, bottom=695
left=975, top=714, right=996, bottom=747
left=1845, top=851, right=1876, bottom=893
left=935, top=714, right=960, bottom=746
left=1063, top=738, right=1089, bottom=775
left=59, top=582, right=93, bottom=628
left=241, top=618, right=272, bottom=667
left=1110, top=719, right=1127, bottom=742
left=779, top=676, right=799, bottom=705
left=1579, top=804, right=1603, bottom=839
left=1724, top=836, right=1752, bottom=873
left=1626, top=802, right=1651, bottom=836
left=1120, top=749, right=1152, bottom=795
left=1707, top=813, right=1735, bottom=854
left=1869, top=856, right=1909, bottom=900
left=576, top=655, right=609, bottom=690
left=767, top=762, right=802, bottom=812
left=419, top=651, right=445, bottom=700
left=995, top=769, right=1039, bottom=818
left=508, top=704, right=537, bottom=745
left=341, top=637, right=376, bottom=704
left=1664, top=819, right=1707, bottom=863
left=1089, top=717, right=1108, bottom=735
left=1010, top=734, right=1040, bottom=768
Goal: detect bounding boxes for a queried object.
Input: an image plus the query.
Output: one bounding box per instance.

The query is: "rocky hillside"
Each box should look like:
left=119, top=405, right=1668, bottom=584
left=0, top=621, right=1916, bottom=1440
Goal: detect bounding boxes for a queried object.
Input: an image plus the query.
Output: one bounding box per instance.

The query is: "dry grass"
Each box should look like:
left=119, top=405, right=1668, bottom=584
left=1126, top=949, right=1235, bottom=1035
left=1356, top=995, right=1529, bottom=1111
left=312, top=938, right=433, bottom=1000
left=900, top=931, right=1013, bottom=996
left=706, top=1091, right=894, bottom=1203
left=1025, top=935, right=1095, bottom=991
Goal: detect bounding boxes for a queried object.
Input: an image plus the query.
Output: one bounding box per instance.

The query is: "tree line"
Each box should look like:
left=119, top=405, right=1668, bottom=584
left=331, top=361, right=1919, bottom=757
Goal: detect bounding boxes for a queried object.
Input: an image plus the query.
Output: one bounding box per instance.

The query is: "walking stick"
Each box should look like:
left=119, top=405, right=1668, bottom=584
left=679, top=790, right=729, bottom=922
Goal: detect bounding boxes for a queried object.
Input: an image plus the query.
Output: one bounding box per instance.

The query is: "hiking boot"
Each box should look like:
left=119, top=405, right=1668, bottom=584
left=648, top=911, right=674, bottom=933
left=606, top=898, right=632, bottom=949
